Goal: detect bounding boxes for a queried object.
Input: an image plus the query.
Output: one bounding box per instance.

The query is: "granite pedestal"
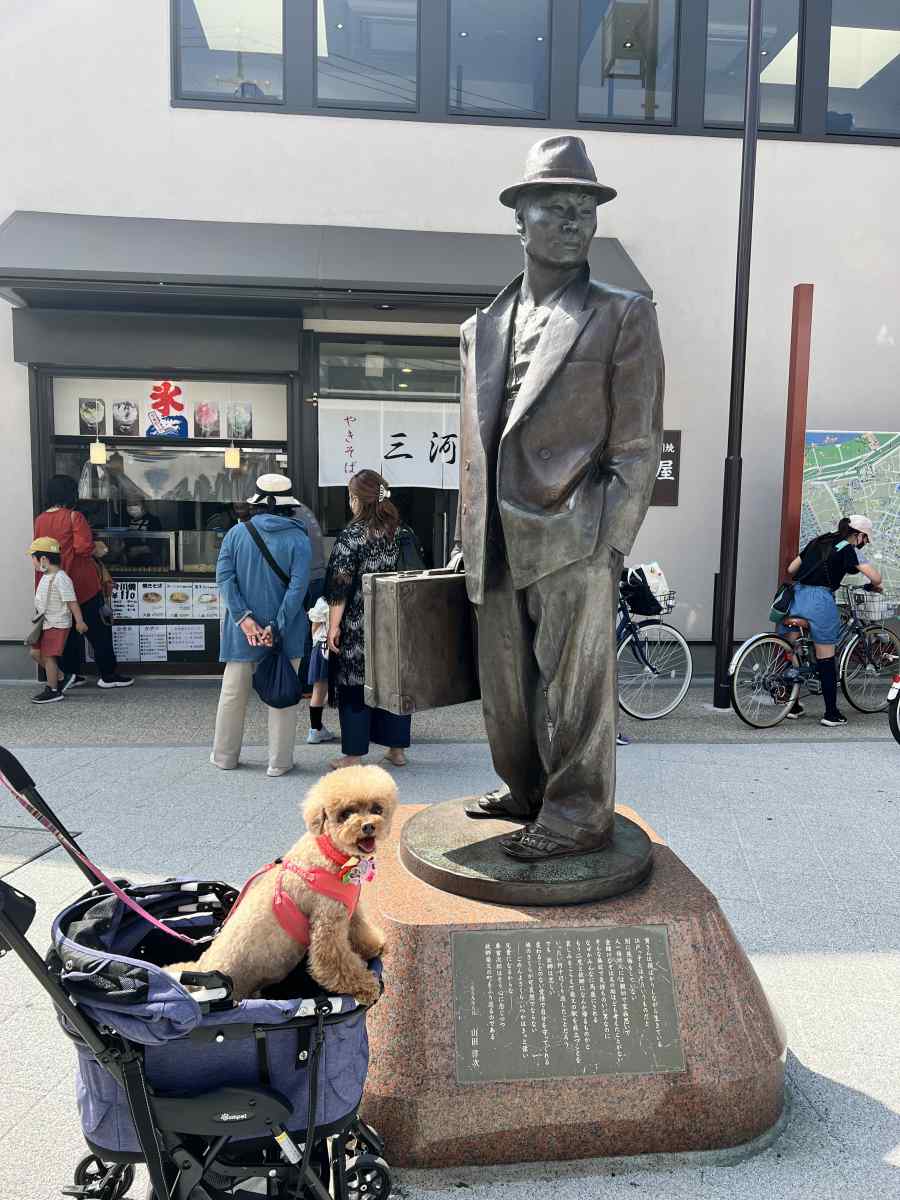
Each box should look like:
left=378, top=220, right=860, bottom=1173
left=362, top=804, right=786, bottom=1168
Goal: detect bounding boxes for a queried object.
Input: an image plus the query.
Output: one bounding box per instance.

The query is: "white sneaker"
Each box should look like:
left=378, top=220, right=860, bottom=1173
left=267, top=764, right=294, bottom=777
left=306, top=727, right=336, bottom=744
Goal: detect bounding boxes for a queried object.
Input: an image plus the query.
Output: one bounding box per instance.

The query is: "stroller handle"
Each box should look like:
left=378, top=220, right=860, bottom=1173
left=0, top=745, right=35, bottom=792
left=0, top=744, right=105, bottom=888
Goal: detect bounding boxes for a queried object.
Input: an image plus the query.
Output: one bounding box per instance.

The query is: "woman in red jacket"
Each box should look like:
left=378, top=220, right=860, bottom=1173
left=33, top=475, right=133, bottom=690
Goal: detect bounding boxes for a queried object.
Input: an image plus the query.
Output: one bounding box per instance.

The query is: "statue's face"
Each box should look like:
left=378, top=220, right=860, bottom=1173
left=516, top=187, right=597, bottom=270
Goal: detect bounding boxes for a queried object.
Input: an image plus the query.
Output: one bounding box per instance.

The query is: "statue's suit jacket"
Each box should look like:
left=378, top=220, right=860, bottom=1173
left=457, top=266, right=665, bottom=605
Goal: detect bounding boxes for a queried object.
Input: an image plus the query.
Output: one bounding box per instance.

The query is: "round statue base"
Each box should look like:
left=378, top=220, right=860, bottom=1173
left=399, top=797, right=653, bottom=906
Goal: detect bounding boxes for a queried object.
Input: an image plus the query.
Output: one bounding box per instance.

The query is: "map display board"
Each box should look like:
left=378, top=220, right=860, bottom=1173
left=802, top=431, right=900, bottom=589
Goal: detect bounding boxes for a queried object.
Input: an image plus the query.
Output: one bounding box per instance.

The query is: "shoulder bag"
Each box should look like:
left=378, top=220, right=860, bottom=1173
left=769, top=538, right=847, bottom=623
left=24, top=576, right=57, bottom=647
left=397, top=525, right=426, bottom=571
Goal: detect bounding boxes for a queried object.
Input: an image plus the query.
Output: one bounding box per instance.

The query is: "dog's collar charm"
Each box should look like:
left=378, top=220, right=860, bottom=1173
left=316, top=835, right=376, bottom=885
left=342, top=857, right=376, bottom=885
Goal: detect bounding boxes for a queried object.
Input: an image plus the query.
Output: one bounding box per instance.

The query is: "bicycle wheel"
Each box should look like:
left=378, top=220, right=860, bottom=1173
left=617, top=621, right=692, bottom=719
left=729, top=635, right=799, bottom=728
left=839, top=624, right=900, bottom=713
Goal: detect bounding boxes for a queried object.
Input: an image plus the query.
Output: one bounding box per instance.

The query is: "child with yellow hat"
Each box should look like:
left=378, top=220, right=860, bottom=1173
left=27, top=537, right=88, bottom=704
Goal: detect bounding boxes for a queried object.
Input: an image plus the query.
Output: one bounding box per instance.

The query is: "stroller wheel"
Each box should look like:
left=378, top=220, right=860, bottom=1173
left=344, top=1154, right=392, bottom=1200
left=71, top=1155, right=135, bottom=1199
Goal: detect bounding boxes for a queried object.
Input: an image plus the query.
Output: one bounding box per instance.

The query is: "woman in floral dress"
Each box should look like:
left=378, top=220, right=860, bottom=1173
left=325, top=469, right=411, bottom=769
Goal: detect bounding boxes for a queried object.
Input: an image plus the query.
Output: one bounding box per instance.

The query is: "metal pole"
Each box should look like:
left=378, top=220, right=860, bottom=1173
left=711, top=0, right=764, bottom=707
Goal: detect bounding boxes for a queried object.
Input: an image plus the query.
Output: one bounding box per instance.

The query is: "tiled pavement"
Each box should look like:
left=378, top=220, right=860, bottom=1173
left=0, top=740, right=897, bottom=1199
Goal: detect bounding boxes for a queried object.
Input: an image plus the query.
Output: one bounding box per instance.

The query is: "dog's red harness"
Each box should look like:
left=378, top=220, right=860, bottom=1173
left=223, top=836, right=363, bottom=949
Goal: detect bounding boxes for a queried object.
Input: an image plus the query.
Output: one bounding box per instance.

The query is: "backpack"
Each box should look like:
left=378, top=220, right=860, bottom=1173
left=397, top=525, right=426, bottom=572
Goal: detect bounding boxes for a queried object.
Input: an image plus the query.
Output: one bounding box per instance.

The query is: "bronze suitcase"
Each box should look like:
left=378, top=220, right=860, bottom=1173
left=363, top=569, right=480, bottom=715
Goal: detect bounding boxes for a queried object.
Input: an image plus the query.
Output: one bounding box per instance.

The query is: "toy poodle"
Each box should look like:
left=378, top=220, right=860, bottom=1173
left=168, top=765, right=397, bottom=1005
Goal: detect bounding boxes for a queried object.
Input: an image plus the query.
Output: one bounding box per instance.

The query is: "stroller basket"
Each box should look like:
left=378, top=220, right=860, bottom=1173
left=0, top=745, right=390, bottom=1200
left=52, top=880, right=377, bottom=1158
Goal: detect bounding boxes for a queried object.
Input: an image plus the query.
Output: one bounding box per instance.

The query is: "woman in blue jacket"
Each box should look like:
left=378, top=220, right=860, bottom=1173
left=211, top=474, right=311, bottom=776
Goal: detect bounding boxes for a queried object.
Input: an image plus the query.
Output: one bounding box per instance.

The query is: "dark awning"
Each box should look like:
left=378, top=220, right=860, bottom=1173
left=0, top=210, right=652, bottom=317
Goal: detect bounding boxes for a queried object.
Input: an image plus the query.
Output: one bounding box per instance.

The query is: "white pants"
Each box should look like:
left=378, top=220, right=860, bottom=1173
left=211, top=658, right=301, bottom=773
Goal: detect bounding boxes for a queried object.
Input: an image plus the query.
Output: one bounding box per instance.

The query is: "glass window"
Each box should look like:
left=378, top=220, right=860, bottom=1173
left=318, top=342, right=460, bottom=399
left=176, top=0, right=284, bottom=102
left=705, top=1, right=800, bottom=129
left=578, top=0, right=678, bottom=123
left=827, top=2, right=900, bottom=136
left=448, top=0, right=550, bottom=118
left=316, top=0, right=418, bottom=110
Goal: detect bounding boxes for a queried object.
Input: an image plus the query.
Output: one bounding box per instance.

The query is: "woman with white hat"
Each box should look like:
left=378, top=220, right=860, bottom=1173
left=781, top=515, right=882, bottom=727
left=211, top=474, right=312, bottom=775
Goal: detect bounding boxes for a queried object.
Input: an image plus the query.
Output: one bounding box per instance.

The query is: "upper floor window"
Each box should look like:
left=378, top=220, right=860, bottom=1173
left=577, top=0, right=678, bottom=124
left=448, top=0, right=551, bottom=119
left=316, top=0, right=418, bottom=111
left=175, top=0, right=284, bottom=102
left=827, top=2, right=900, bottom=136
left=705, top=0, right=800, bottom=130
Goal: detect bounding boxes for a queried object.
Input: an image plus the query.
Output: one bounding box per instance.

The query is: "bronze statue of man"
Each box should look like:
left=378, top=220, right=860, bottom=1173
left=453, top=136, right=664, bottom=862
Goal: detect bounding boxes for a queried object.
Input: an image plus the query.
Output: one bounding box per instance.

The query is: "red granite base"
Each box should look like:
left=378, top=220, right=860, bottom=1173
left=362, top=805, right=786, bottom=1168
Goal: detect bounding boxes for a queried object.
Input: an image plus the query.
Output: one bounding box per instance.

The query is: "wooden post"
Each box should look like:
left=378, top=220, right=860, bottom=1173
left=778, top=284, right=814, bottom=578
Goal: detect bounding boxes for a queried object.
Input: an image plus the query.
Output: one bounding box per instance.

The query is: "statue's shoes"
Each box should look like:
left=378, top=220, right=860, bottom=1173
left=464, top=788, right=539, bottom=823
left=499, top=822, right=612, bottom=861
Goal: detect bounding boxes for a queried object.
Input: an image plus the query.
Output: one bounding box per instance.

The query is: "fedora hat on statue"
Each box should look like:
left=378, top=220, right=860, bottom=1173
left=499, top=136, right=617, bottom=209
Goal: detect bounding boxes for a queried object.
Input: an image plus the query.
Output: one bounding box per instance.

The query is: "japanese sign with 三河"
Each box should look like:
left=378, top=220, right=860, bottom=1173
left=319, top=398, right=683, bottom=503
left=317, top=399, right=461, bottom=489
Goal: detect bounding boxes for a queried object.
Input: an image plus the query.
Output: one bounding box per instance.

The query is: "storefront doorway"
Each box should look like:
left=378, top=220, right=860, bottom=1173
left=43, top=371, right=290, bottom=674
left=313, top=337, right=461, bottom=564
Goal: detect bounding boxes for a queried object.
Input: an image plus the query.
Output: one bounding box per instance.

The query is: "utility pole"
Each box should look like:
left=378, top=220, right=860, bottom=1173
left=711, top=0, right=764, bottom=707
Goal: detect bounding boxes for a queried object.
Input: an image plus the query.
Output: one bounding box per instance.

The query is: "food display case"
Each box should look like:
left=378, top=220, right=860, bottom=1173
left=178, top=531, right=225, bottom=574
left=95, top=530, right=176, bottom=574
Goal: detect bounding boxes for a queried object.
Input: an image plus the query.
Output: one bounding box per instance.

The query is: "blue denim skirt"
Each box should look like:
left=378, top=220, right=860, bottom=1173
left=780, top=583, right=843, bottom=645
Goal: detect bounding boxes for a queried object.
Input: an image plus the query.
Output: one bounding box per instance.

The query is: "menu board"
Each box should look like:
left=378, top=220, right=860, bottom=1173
left=191, top=583, right=220, bottom=619
left=165, top=583, right=194, bottom=620
left=112, top=582, right=140, bottom=620
left=111, top=625, right=141, bottom=663
left=138, top=625, right=168, bottom=662
left=166, top=625, right=206, bottom=652
left=138, top=582, right=167, bottom=619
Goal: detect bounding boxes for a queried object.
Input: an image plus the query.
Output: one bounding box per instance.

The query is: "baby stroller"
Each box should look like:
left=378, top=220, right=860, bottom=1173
left=0, top=746, right=392, bottom=1200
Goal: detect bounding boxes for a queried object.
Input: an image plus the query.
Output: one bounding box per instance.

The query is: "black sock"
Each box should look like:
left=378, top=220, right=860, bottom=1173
left=817, top=657, right=838, bottom=716
left=310, top=705, right=323, bottom=731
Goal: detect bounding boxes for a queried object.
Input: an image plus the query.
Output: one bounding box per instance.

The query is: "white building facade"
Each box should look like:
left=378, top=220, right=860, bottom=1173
left=1, top=1, right=898, bottom=676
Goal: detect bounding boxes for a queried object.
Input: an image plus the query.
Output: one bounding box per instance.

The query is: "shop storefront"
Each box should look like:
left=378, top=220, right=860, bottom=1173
left=4, top=211, right=651, bottom=677
left=47, top=373, right=288, bottom=673
left=34, top=346, right=461, bottom=674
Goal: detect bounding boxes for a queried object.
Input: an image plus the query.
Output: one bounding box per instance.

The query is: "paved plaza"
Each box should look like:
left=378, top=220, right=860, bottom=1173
left=0, top=683, right=897, bottom=1199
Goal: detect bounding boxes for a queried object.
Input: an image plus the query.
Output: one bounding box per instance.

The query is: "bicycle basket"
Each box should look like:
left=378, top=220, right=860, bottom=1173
left=847, top=588, right=899, bottom=623
left=657, top=590, right=677, bottom=615
left=619, top=569, right=662, bottom=616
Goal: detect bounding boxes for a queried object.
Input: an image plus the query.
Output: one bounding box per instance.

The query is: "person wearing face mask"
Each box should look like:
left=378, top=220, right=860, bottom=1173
left=126, top=499, right=162, bottom=532
left=781, top=515, right=882, bottom=727
left=124, top=498, right=163, bottom=567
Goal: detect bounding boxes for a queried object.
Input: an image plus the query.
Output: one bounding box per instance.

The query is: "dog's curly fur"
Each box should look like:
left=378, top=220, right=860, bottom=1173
left=168, top=765, right=397, bottom=1005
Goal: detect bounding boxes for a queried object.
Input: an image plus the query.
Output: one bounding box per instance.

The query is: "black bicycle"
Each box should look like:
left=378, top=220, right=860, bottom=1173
left=729, top=586, right=900, bottom=728
left=617, top=588, right=693, bottom=720
left=888, top=671, right=900, bottom=745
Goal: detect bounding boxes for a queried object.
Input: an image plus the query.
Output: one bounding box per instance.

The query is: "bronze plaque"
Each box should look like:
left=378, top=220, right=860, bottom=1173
left=452, top=926, right=683, bottom=1083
